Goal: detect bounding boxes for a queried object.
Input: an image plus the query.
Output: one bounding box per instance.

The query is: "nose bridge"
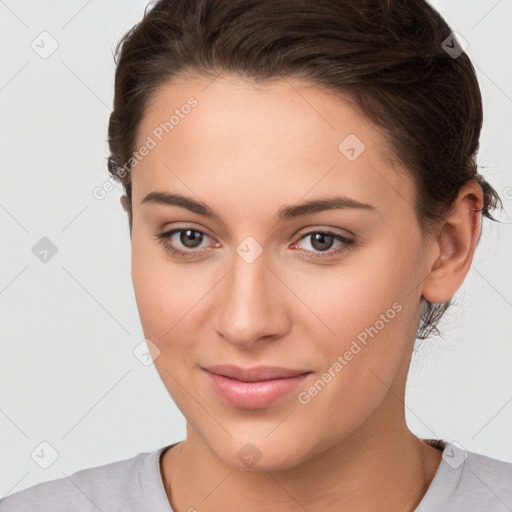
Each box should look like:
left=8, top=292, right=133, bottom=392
left=214, top=244, right=285, bottom=346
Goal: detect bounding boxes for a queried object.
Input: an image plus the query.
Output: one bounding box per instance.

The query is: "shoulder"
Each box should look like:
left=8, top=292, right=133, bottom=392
left=420, top=442, right=512, bottom=511
left=460, top=450, right=512, bottom=500
left=0, top=446, right=168, bottom=512
left=435, top=444, right=512, bottom=512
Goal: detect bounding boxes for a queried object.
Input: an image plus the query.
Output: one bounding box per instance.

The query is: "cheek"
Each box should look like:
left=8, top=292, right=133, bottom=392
left=131, top=233, right=196, bottom=338
left=301, top=233, right=422, bottom=391
left=130, top=238, right=200, bottom=407
left=130, top=234, right=218, bottom=383
left=131, top=250, right=169, bottom=340
left=307, top=241, right=417, bottom=345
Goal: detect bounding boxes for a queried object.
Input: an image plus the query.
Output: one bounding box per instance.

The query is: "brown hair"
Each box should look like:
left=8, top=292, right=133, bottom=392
left=107, top=0, right=503, bottom=340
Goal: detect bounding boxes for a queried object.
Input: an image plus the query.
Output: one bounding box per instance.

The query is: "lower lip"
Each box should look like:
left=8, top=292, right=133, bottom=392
left=204, top=370, right=311, bottom=409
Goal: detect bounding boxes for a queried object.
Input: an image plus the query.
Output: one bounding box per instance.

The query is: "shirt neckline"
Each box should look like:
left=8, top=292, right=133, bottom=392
left=141, top=442, right=180, bottom=511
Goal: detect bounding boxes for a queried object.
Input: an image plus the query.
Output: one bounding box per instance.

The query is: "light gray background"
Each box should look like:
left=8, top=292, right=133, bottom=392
left=1, top=0, right=511, bottom=497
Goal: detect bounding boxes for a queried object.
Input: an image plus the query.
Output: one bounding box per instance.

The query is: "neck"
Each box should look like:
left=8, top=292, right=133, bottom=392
left=161, top=404, right=442, bottom=512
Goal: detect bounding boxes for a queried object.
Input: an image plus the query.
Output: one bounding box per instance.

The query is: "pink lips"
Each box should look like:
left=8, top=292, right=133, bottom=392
left=203, top=365, right=311, bottom=409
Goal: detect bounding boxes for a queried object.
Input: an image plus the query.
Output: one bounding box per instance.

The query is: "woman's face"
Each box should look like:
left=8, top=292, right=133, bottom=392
left=129, top=74, right=435, bottom=470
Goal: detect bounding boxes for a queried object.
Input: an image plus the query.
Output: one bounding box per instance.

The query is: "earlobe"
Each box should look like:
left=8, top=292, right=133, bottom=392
left=421, top=180, right=484, bottom=304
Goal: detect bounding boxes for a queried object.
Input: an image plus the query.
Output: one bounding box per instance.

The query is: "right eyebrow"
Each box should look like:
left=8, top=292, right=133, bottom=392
left=141, top=191, right=219, bottom=219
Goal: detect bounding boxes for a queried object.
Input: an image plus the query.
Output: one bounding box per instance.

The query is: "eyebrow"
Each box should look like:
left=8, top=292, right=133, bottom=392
left=141, top=191, right=377, bottom=221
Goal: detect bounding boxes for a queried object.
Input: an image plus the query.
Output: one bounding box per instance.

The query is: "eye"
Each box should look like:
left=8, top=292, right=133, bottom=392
left=292, top=230, right=356, bottom=259
left=154, top=228, right=218, bottom=258
left=154, top=227, right=356, bottom=260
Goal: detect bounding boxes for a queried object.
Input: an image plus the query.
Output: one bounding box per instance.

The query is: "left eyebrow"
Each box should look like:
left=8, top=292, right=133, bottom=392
left=278, top=196, right=377, bottom=220
left=140, top=191, right=377, bottom=221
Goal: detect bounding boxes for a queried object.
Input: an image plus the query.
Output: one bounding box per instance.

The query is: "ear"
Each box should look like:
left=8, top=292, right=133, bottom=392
left=120, top=194, right=130, bottom=212
left=421, top=180, right=484, bottom=303
left=120, top=194, right=133, bottom=236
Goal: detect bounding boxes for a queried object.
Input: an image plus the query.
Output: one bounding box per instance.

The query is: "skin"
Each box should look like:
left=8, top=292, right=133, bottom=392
left=121, top=73, right=483, bottom=512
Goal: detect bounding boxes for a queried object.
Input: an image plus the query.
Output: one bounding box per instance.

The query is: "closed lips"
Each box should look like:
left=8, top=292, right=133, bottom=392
left=203, top=365, right=311, bottom=382
left=203, top=365, right=313, bottom=409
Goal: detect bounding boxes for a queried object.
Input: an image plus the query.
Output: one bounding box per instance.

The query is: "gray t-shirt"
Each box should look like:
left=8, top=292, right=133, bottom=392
left=1, top=439, right=511, bottom=511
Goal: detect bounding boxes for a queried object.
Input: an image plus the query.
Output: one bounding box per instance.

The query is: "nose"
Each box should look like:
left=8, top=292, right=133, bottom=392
left=212, top=252, right=291, bottom=349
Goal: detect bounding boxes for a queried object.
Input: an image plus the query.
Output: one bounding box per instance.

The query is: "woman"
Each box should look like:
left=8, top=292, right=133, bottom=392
left=2, top=0, right=511, bottom=510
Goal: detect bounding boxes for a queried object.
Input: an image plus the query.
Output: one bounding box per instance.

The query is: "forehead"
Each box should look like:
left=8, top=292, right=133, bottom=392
left=131, top=74, right=414, bottom=216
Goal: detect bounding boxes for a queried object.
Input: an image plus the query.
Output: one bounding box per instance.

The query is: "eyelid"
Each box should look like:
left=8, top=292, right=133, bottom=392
left=294, top=225, right=355, bottom=242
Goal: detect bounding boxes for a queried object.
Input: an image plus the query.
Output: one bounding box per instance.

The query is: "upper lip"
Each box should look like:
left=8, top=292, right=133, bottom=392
left=203, top=365, right=310, bottom=382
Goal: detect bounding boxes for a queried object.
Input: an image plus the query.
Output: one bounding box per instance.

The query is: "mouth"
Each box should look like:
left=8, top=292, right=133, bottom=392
left=202, top=365, right=312, bottom=409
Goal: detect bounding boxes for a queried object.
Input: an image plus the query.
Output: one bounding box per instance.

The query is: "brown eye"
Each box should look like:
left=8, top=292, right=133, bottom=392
left=178, top=229, right=204, bottom=248
left=309, top=232, right=336, bottom=251
left=294, top=230, right=356, bottom=259
left=154, top=227, right=215, bottom=258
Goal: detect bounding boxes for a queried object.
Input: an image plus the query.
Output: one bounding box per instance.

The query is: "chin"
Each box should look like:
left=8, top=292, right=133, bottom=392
left=204, top=431, right=317, bottom=472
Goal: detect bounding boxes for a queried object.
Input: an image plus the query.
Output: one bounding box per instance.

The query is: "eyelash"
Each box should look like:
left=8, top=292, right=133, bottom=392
left=154, top=227, right=356, bottom=260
